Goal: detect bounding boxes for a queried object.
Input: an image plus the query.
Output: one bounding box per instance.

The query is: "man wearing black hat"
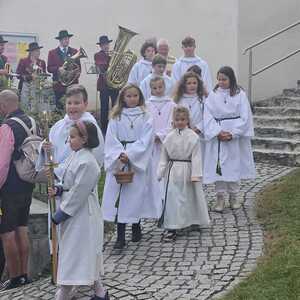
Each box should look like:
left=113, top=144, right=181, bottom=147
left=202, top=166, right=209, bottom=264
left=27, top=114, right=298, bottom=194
left=47, top=30, right=80, bottom=109
left=94, top=35, right=119, bottom=135
left=0, top=36, right=9, bottom=91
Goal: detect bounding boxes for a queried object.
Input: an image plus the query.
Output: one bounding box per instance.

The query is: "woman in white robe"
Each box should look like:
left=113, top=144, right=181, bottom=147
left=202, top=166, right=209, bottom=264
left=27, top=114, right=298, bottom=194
left=146, top=79, right=176, bottom=218
left=127, top=41, right=156, bottom=85
left=50, top=121, right=107, bottom=300
left=102, top=84, right=155, bottom=249
left=157, top=107, right=210, bottom=239
left=203, top=66, right=256, bottom=212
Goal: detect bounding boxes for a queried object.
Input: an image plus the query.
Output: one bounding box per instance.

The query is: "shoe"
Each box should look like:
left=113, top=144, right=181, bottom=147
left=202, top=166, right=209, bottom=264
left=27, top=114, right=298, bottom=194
left=229, top=193, right=241, bottom=209
left=113, top=240, right=125, bottom=249
left=0, top=278, right=21, bottom=291
left=213, top=193, right=225, bottom=212
left=113, top=223, right=126, bottom=249
left=132, top=222, right=142, bottom=242
left=19, top=274, right=32, bottom=286
left=90, top=291, right=110, bottom=300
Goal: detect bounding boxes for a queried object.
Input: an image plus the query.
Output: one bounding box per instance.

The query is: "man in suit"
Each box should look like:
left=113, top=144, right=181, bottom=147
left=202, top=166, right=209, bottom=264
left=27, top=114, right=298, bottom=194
left=94, top=35, right=119, bottom=135
left=47, top=30, right=80, bottom=110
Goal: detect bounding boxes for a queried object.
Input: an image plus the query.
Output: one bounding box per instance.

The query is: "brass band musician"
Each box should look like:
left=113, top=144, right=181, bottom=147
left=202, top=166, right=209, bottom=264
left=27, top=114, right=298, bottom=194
left=0, top=36, right=9, bottom=91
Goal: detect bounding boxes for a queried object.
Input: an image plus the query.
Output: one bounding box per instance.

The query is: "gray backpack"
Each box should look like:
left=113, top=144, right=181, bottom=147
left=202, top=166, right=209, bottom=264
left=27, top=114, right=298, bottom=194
left=10, top=116, right=47, bottom=183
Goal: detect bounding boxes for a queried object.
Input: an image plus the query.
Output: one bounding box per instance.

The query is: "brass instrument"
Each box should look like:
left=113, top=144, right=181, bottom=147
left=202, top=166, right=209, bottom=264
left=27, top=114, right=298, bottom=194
left=0, top=63, right=16, bottom=90
left=58, top=47, right=88, bottom=86
left=106, top=26, right=138, bottom=89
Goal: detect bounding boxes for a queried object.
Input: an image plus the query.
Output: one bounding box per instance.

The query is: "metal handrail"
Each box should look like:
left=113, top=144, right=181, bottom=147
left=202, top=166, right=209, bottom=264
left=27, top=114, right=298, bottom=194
left=244, top=20, right=300, bottom=54
left=244, top=20, right=300, bottom=106
left=253, top=49, right=300, bottom=76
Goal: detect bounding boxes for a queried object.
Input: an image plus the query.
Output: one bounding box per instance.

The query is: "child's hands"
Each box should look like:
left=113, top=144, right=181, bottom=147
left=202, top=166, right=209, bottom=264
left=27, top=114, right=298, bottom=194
left=218, top=131, right=232, bottom=141
left=155, top=135, right=161, bottom=144
left=119, top=153, right=129, bottom=164
left=48, top=187, right=57, bottom=197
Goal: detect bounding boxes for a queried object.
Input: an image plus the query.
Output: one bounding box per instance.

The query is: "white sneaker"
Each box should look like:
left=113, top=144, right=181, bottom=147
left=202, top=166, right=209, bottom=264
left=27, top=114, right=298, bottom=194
left=229, top=193, right=241, bottom=209
left=213, top=194, right=225, bottom=212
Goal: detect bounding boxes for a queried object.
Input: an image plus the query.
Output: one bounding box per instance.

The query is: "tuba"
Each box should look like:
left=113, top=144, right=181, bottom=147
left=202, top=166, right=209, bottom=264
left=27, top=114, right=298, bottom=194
left=58, top=47, right=88, bottom=86
left=106, top=26, right=138, bottom=89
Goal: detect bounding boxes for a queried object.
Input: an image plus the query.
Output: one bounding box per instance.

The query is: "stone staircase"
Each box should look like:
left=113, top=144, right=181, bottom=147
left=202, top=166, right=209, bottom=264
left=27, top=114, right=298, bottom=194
left=253, top=87, right=300, bottom=166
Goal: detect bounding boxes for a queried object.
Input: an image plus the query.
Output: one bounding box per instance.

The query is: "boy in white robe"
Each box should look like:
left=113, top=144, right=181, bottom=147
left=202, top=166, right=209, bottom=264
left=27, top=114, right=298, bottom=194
left=37, top=84, right=104, bottom=180
left=158, top=107, right=210, bottom=239
left=172, top=36, right=213, bottom=92
left=146, top=76, right=176, bottom=218
left=102, top=84, right=155, bottom=249
left=203, top=66, right=256, bottom=212
left=127, top=41, right=156, bottom=85
left=140, top=54, right=175, bottom=100
left=48, top=121, right=108, bottom=300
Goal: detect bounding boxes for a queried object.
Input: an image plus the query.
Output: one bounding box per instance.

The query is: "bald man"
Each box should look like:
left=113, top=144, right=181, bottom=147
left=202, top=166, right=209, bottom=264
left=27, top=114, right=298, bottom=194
left=0, top=90, right=34, bottom=290
left=157, top=39, right=176, bottom=76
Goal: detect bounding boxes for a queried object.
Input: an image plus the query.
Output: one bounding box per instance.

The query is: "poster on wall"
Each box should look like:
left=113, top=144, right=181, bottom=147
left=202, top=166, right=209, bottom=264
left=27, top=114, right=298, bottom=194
left=0, top=32, right=38, bottom=71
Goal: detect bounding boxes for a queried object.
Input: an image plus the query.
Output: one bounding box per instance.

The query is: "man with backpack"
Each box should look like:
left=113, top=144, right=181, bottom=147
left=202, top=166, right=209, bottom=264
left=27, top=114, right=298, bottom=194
left=0, top=89, right=39, bottom=290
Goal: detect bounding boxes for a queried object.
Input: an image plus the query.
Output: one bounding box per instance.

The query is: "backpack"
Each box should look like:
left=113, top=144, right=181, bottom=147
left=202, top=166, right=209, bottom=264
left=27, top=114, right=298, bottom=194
left=10, top=116, right=47, bottom=183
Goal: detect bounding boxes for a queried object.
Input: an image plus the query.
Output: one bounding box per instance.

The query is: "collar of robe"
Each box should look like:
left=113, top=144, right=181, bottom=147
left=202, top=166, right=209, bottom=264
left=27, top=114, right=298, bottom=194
left=148, top=96, right=171, bottom=103
left=122, top=106, right=145, bottom=116
left=175, top=127, right=188, bottom=135
left=179, top=55, right=202, bottom=63
left=140, top=58, right=152, bottom=65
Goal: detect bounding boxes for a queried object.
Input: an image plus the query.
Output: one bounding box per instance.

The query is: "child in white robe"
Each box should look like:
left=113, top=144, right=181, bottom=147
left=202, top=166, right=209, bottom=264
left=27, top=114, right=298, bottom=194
left=173, top=71, right=206, bottom=162
left=172, top=36, right=213, bottom=92
left=203, top=66, right=256, bottom=212
left=157, top=107, right=210, bottom=239
left=140, top=54, right=175, bottom=100
left=37, top=84, right=104, bottom=180
left=48, top=121, right=108, bottom=300
left=127, top=41, right=156, bottom=85
left=146, top=76, right=176, bottom=218
left=102, top=84, right=155, bottom=249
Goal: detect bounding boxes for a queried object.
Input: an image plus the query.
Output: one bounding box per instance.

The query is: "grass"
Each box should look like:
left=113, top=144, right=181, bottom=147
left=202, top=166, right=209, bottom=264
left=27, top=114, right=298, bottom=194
left=222, top=169, right=300, bottom=300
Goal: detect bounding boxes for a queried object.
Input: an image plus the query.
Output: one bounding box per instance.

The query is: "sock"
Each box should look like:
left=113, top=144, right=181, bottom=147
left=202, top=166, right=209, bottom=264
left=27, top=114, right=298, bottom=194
left=95, top=279, right=106, bottom=298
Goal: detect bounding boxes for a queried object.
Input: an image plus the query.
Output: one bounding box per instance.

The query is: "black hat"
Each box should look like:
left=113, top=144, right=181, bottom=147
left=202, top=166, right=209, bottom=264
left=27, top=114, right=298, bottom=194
left=26, top=42, right=43, bottom=52
left=97, top=35, right=113, bottom=45
left=0, top=36, right=8, bottom=44
left=55, top=30, right=74, bottom=40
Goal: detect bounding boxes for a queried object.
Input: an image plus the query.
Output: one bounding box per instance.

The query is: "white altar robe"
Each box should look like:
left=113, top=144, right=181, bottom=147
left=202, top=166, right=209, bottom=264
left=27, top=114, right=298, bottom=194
left=102, top=107, right=156, bottom=223
left=172, top=56, right=213, bottom=92
left=157, top=128, right=210, bottom=229
left=57, top=149, right=104, bottom=285
left=146, top=96, right=176, bottom=217
left=127, top=58, right=152, bottom=86
left=203, top=88, right=256, bottom=184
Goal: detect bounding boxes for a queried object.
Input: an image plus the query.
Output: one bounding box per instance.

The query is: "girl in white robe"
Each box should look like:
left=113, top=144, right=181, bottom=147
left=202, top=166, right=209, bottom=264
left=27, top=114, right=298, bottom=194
left=203, top=66, right=256, bottom=212
left=157, top=107, right=210, bottom=239
left=127, top=41, right=156, bottom=85
left=102, top=84, right=155, bottom=249
left=146, top=76, right=176, bottom=218
left=173, top=71, right=206, bottom=162
left=49, top=121, right=108, bottom=300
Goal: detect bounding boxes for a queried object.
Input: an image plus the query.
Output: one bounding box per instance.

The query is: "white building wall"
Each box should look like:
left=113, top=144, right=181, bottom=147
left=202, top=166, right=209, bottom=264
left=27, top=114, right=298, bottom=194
left=0, top=0, right=238, bottom=109
left=238, top=0, right=300, bottom=101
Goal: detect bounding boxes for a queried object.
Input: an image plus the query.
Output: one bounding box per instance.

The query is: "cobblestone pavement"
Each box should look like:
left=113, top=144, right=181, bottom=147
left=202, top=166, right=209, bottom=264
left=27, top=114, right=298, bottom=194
left=0, top=163, right=294, bottom=300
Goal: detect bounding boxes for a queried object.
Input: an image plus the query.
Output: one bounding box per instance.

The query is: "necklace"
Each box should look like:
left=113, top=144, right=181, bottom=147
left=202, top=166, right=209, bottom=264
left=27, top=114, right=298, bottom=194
left=151, top=101, right=168, bottom=116
left=123, top=113, right=143, bottom=129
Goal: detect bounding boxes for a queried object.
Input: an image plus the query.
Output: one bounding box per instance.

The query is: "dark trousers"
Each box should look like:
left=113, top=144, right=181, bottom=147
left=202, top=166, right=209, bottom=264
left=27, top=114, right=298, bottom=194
left=54, top=90, right=65, bottom=111
left=0, top=240, right=5, bottom=279
left=99, top=88, right=119, bottom=136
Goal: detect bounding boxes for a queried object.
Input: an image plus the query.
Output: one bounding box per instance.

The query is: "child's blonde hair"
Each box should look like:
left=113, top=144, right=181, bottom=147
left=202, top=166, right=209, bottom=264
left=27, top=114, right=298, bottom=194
left=110, top=84, right=146, bottom=119
left=173, top=71, right=204, bottom=103
left=172, top=106, right=190, bottom=128
left=150, top=76, right=165, bottom=88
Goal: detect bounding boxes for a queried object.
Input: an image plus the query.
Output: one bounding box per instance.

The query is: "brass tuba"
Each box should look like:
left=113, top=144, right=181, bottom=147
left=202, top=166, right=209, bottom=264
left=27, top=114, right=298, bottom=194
left=106, top=26, right=138, bottom=89
left=58, top=47, right=88, bottom=86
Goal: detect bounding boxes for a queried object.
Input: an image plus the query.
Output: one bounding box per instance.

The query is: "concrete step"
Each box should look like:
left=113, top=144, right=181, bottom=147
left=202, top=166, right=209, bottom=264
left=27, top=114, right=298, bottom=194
left=254, top=127, right=300, bottom=140
left=253, top=149, right=300, bottom=166
left=252, top=137, right=300, bottom=152
left=254, top=96, right=300, bottom=108
left=254, top=116, right=300, bottom=129
left=282, top=88, right=300, bottom=97
left=253, top=106, right=300, bottom=117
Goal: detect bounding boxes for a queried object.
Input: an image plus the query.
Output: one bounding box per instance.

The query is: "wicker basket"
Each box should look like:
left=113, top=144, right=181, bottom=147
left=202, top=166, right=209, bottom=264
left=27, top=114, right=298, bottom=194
left=114, top=163, right=134, bottom=184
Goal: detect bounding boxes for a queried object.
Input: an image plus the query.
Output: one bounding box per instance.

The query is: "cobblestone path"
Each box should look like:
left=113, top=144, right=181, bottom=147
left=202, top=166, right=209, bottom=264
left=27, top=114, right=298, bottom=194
left=0, top=163, right=293, bottom=300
